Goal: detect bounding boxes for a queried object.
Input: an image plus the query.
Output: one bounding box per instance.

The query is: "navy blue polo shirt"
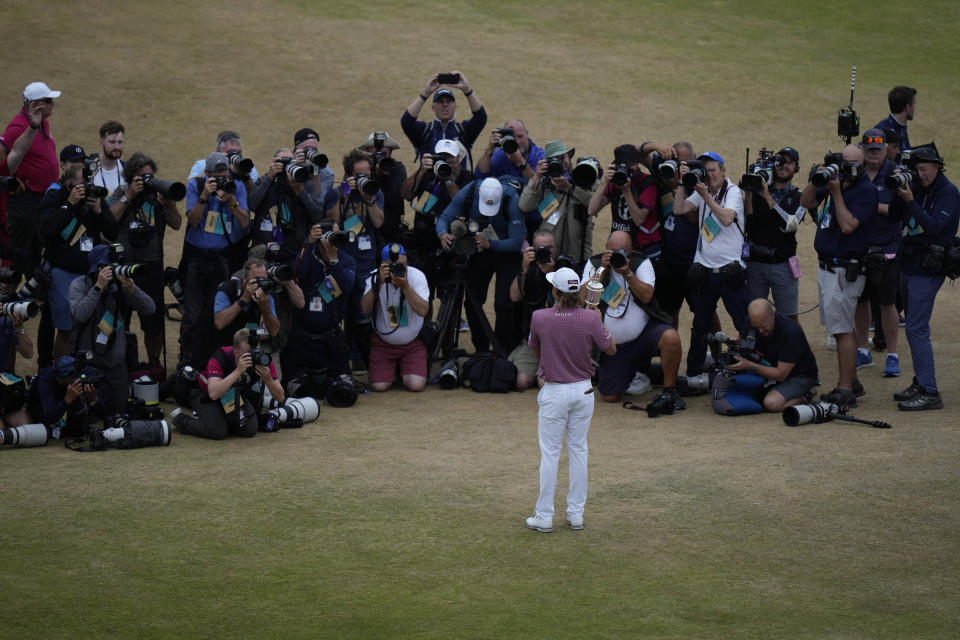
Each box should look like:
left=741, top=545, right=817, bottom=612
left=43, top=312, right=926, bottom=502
left=813, top=173, right=878, bottom=258
left=874, top=114, right=910, bottom=154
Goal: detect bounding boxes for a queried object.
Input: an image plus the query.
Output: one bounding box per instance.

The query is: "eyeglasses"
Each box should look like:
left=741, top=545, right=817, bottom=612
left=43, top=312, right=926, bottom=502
left=863, top=137, right=885, bottom=145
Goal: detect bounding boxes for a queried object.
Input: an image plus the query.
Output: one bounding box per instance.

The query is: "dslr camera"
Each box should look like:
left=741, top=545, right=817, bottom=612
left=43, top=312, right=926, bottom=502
left=741, top=148, right=786, bottom=193
left=247, top=328, right=273, bottom=367
left=449, top=217, right=484, bottom=258
left=277, top=157, right=310, bottom=184
left=370, top=131, right=396, bottom=172
left=105, top=244, right=142, bottom=279
left=546, top=156, right=564, bottom=178
left=354, top=172, right=380, bottom=197
left=714, top=328, right=762, bottom=370
left=303, top=147, right=328, bottom=168
left=681, top=159, right=706, bottom=190
left=80, top=157, right=109, bottom=200
left=226, top=151, right=254, bottom=176
left=316, top=220, right=356, bottom=249
left=611, top=162, right=631, bottom=187
left=496, top=127, right=518, bottom=154
left=812, top=152, right=860, bottom=187
left=141, top=174, right=186, bottom=201
left=385, top=242, right=406, bottom=279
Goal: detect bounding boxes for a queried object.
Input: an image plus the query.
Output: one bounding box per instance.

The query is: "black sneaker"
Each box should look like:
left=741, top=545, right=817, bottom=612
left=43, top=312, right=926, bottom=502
left=663, top=387, right=686, bottom=411
left=893, top=377, right=923, bottom=402
left=852, top=378, right=866, bottom=398
left=898, top=392, right=943, bottom=411
left=821, top=387, right=857, bottom=408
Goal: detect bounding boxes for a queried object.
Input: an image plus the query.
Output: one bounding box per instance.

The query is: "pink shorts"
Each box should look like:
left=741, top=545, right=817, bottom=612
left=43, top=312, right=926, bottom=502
left=369, top=334, right=428, bottom=384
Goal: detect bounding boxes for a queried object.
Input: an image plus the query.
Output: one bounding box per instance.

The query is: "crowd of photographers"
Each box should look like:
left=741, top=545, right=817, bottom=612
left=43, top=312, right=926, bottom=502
left=0, top=76, right=957, bottom=449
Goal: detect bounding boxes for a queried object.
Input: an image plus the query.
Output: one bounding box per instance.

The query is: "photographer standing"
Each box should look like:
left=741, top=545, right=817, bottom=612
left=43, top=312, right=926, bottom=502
left=107, top=152, right=182, bottom=365
left=177, top=152, right=250, bottom=369
left=280, top=225, right=356, bottom=384
left=247, top=148, right=326, bottom=263
left=401, top=139, right=475, bottom=301
left=588, top=144, right=661, bottom=254
left=509, top=229, right=562, bottom=389
left=359, top=131, right=408, bottom=243
left=873, top=86, right=916, bottom=156
left=292, top=128, right=336, bottom=213
left=726, top=299, right=819, bottom=412
left=176, top=328, right=284, bottom=440
left=524, top=267, right=616, bottom=533
left=889, top=145, right=959, bottom=410
left=742, top=147, right=805, bottom=320
left=69, top=244, right=156, bottom=414
left=401, top=72, right=486, bottom=166
left=520, top=140, right=597, bottom=265
left=95, top=121, right=126, bottom=198
left=360, top=244, right=430, bottom=392
left=674, top=152, right=748, bottom=377
left=436, top=177, right=526, bottom=353
left=39, top=145, right=118, bottom=359
left=800, top=145, right=877, bottom=407
left=475, top=120, right=544, bottom=185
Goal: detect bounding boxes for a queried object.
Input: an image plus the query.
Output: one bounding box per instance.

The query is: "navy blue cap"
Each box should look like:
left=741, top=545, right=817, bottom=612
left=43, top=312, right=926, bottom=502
left=55, top=356, right=76, bottom=378
left=433, top=89, right=455, bottom=103
left=88, top=244, right=109, bottom=273
left=777, top=147, right=799, bottom=164
left=59, top=144, right=86, bottom=163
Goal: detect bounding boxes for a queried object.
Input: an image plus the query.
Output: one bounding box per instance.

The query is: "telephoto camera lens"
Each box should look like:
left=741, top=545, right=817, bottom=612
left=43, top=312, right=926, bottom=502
left=84, top=183, right=109, bottom=199
left=811, top=164, right=840, bottom=188
left=658, top=159, right=679, bottom=180
left=303, top=148, right=328, bottom=168
left=682, top=168, right=705, bottom=190
left=390, top=262, right=407, bottom=279
left=322, top=230, right=354, bottom=249
left=265, top=396, right=320, bottom=431
left=18, top=267, right=52, bottom=300
left=0, top=423, right=49, bottom=448
left=546, top=156, right=564, bottom=178
left=141, top=174, right=186, bottom=201
left=285, top=162, right=310, bottom=183
left=885, top=172, right=912, bottom=190
left=611, top=163, right=630, bottom=187
left=570, top=157, right=600, bottom=189
left=227, top=151, right=254, bottom=175
left=433, top=160, right=453, bottom=180
left=438, top=359, right=459, bottom=389
left=102, top=418, right=172, bottom=448
left=2, top=300, right=39, bottom=318
left=609, top=250, right=629, bottom=270
left=355, top=173, right=380, bottom=197
left=267, top=264, right=293, bottom=281
left=112, top=264, right=141, bottom=279
left=783, top=402, right=839, bottom=427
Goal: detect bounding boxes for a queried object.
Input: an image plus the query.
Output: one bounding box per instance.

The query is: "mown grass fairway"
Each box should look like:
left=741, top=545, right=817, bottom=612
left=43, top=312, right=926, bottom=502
left=1, top=1, right=959, bottom=638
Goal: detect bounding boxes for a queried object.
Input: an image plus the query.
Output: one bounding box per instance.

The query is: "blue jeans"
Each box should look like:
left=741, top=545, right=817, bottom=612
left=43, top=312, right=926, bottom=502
left=901, top=272, right=944, bottom=393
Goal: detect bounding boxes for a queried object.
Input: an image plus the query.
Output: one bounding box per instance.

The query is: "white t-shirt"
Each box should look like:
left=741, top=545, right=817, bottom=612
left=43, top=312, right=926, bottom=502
left=363, top=265, right=429, bottom=345
left=580, top=258, right=655, bottom=344
left=93, top=160, right=125, bottom=195
left=685, top=178, right=745, bottom=268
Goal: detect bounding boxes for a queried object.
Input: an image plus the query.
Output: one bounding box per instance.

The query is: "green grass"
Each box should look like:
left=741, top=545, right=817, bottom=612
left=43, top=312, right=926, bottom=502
left=1, top=1, right=960, bottom=638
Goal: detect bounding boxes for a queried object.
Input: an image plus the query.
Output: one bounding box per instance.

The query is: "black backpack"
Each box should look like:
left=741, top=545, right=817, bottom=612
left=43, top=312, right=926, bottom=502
left=461, top=352, right=516, bottom=393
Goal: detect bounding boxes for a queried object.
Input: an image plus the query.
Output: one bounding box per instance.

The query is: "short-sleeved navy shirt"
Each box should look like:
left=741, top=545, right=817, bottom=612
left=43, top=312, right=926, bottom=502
left=756, top=312, right=818, bottom=380
left=813, top=173, right=878, bottom=258
left=863, top=158, right=901, bottom=251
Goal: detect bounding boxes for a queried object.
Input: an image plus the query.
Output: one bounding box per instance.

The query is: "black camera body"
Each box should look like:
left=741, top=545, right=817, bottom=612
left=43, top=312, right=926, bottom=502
left=546, top=156, right=564, bottom=178
left=535, top=245, right=553, bottom=264
left=141, top=174, right=186, bottom=201
left=609, top=249, right=629, bottom=270
left=681, top=160, right=706, bottom=190
left=83, top=182, right=109, bottom=200
left=303, top=148, right=328, bottom=168
left=389, top=262, right=407, bottom=279
left=837, top=106, right=859, bottom=142
left=255, top=276, right=282, bottom=297
left=214, top=176, right=237, bottom=195
left=714, top=329, right=762, bottom=370
left=0, top=175, right=21, bottom=193
left=249, top=349, right=272, bottom=367
left=611, top=162, right=631, bottom=187
left=497, top=127, right=518, bottom=154
left=316, top=220, right=356, bottom=248
left=227, top=151, right=254, bottom=176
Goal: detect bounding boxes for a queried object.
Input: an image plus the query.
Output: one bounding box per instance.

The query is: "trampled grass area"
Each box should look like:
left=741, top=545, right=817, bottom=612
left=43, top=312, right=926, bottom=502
left=2, top=1, right=960, bottom=638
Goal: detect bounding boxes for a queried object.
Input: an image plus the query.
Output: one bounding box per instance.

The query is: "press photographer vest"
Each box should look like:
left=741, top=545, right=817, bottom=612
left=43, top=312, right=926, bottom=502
left=587, top=253, right=672, bottom=325
left=745, top=185, right=801, bottom=260
left=73, top=277, right=129, bottom=360
left=250, top=182, right=304, bottom=260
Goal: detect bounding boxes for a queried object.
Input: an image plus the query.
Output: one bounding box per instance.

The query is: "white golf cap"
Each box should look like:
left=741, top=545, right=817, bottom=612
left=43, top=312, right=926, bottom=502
left=477, top=177, right=502, bottom=216
left=546, top=267, right=582, bottom=293
left=433, top=139, right=459, bottom=157
left=23, top=82, right=61, bottom=101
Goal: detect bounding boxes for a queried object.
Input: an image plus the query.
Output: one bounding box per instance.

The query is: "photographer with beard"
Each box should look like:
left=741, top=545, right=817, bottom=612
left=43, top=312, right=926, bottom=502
left=889, top=144, right=960, bottom=411
left=247, top=147, right=326, bottom=263
left=69, top=244, right=155, bottom=414
left=800, top=144, right=877, bottom=407
left=39, top=145, right=118, bottom=359
left=401, top=139, right=475, bottom=302
left=674, top=151, right=748, bottom=377
left=95, top=121, right=126, bottom=204
left=509, top=229, right=563, bottom=389
left=107, top=152, right=182, bottom=365
left=519, top=140, right=597, bottom=265
left=360, top=243, right=430, bottom=392
left=742, top=146, right=805, bottom=320
left=175, top=328, right=284, bottom=440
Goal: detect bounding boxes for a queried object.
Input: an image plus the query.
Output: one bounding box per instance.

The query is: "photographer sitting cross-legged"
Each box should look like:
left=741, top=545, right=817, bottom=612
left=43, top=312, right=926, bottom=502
left=580, top=230, right=683, bottom=408
left=725, top=299, right=819, bottom=412
left=360, top=243, right=430, bottom=392
left=68, top=244, right=155, bottom=414
left=175, top=328, right=284, bottom=440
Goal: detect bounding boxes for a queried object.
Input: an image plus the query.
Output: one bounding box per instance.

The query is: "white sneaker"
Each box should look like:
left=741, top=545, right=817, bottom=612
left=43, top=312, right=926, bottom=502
left=625, top=372, right=651, bottom=395
left=826, top=335, right=837, bottom=351
left=525, top=515, right=553, bottom=532
left=566, top=515, right=584, bottom=530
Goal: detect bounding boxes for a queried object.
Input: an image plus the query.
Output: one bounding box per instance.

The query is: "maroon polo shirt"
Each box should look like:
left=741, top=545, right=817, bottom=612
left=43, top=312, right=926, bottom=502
left=0, top=109, right=58, bottom=194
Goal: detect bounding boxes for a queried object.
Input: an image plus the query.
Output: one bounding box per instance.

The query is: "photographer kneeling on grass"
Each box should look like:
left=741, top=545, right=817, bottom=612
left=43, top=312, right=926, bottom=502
left=360, top=243, right=430, bottom=392
left=724, top=298, right=819, bottom=412
left=32, top=355, right=110, bottom=439
left=174, top=328, right=284, bottom=440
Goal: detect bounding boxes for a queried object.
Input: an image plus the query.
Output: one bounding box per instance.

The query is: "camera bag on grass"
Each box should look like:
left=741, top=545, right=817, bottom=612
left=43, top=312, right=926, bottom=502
left=461, top=352, right=516, bottom=393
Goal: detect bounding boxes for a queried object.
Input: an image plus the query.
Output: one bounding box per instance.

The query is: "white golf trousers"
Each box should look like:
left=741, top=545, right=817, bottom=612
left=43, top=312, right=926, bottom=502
left=535, top=379, right=595, bottom=520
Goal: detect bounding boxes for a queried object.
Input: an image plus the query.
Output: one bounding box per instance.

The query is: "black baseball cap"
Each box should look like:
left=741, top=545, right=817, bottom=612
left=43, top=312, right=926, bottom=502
left=613, top=144, right=640, bottom=165
left=59, top=144, right=86, bottom=162
left=294, top=127, right=319, bottom=147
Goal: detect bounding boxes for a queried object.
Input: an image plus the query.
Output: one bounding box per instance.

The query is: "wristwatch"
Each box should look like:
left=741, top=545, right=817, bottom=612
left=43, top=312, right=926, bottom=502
left=515, top=161, right=527, bottom=170
left=120, top=195, right=128, bottom=204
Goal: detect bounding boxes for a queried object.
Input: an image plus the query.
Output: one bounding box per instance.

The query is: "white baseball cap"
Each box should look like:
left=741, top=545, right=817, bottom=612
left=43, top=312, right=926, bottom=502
left=546, top=267, right=582, bottom=293
left=433, top=139, right=459, bottom=157
left=477, top=177, right=502, bottom=216
left=23, top=82, right=61, bottom=101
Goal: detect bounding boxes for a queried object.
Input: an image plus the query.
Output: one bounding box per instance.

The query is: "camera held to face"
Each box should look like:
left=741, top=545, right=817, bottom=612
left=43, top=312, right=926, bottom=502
left=354, top=173, right=380, bottom=197
left=277, top=157, right=310, bottom=184
left=681, top=160, right=706, bottom=190
left=316, top=221, right=356, bottom=249
left=546, top=156, right=564, bottom=178
left=497, top=127, right=518, bottom=154
left=741, top=148, right=785, bottom=193
left=611, top=162, right=631, bottom=187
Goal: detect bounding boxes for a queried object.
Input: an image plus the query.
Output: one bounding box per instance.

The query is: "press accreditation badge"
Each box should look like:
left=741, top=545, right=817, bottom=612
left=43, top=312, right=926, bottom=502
left=309, top=297, right=324, bottom=312
left=80, top=236, right=94, bottom=252
left=204, top=210, right=221, bottom=234
left=701, top=214, right=720, bottom=243
left=602, top=280, right=628, bottom=315
left=663, top=214, right=676, bottom=231
left=260, top=218, right=274, bottom=232
left=357, top=235, right=372, bottom=251
left=537, top=192, right=559, bottom=220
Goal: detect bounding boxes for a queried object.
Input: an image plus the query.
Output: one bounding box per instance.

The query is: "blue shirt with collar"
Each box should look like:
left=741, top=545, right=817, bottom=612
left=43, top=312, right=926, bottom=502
left=476, top=141, right=545, bottom=185
left=864, top=158, right=901, bottom=251
left=874, top=114, right=910, bottom=154
left=436, top=180, right=525, bottom=253
left=400, top=107, right=488, bottom=160
left=813, top=173, right=878, bottom=258
left=184, top=176, right=249, bottom=250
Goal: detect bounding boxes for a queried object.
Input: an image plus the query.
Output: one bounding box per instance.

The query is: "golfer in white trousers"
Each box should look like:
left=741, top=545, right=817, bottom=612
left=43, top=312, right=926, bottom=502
left=525, top=267, right=616, bottom=532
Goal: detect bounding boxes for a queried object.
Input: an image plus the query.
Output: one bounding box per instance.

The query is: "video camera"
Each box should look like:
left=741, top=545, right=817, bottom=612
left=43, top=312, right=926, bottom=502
left=741, top=148, right=786, bottom=193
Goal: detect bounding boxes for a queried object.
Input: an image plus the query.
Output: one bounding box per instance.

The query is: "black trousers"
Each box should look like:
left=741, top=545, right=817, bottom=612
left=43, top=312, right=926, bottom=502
left=184, top=387, right=258, bottom=440
left=178, top=246, right=230, bottom=368
left=463, top=250, right=521, bottom=353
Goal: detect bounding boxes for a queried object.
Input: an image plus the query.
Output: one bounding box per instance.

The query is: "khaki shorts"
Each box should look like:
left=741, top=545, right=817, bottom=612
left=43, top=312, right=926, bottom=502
left=508, top=343, right=539, bottom=377
left=817, top=266, right=864, bottom=335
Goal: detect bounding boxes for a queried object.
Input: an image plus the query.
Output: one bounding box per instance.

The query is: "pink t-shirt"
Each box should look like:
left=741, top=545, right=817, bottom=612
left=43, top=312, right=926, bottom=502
left=528, top=306, right=612, bottom=383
